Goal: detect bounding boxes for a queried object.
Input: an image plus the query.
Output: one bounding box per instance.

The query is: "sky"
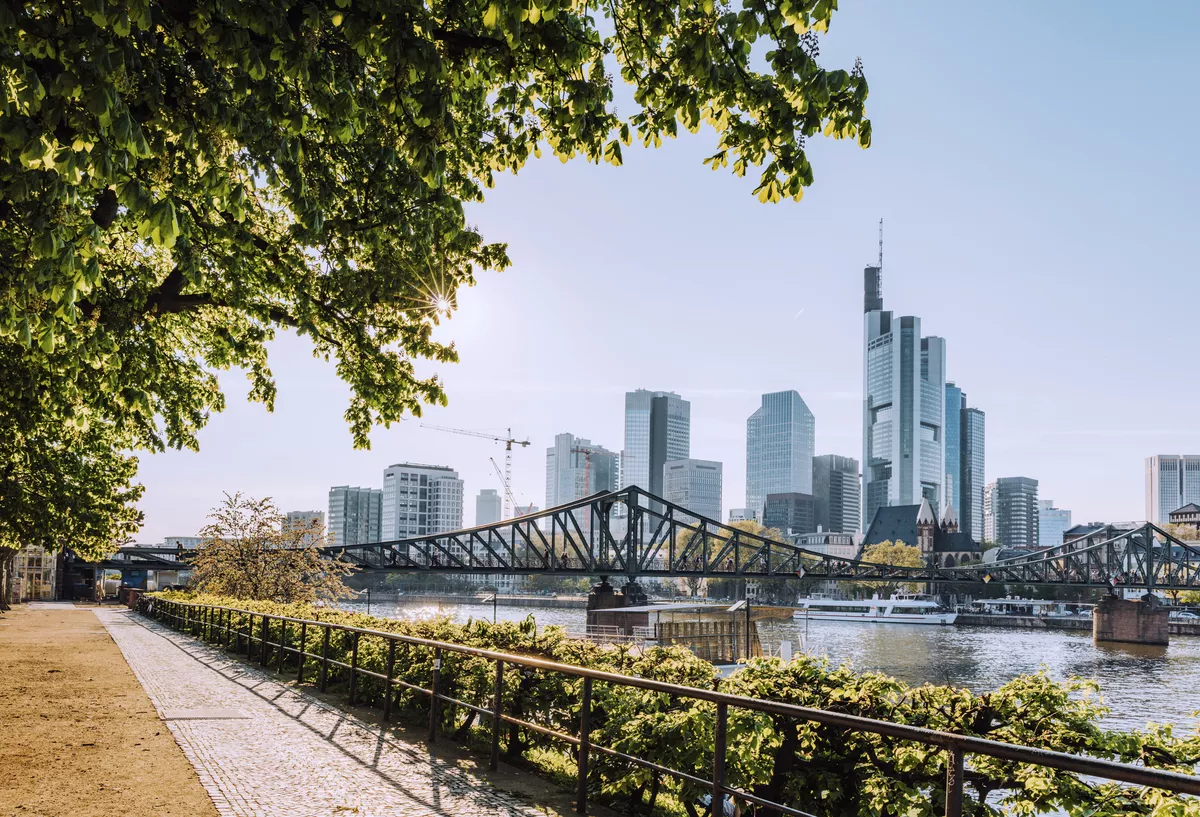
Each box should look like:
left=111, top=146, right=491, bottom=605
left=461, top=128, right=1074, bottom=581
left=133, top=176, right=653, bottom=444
left=134, top=1, right=1200, bottom=542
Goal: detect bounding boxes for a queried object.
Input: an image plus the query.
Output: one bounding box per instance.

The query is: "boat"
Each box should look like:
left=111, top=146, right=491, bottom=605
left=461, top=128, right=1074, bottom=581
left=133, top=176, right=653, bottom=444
left=792, top=593, right=957, bottom=625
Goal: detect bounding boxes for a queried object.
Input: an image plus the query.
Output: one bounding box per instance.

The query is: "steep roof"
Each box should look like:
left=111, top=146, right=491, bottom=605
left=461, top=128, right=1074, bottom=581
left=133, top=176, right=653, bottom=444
left=864, top=505, right=981, bottom=554
left=1170, top=503, right=1200, bottom=516
left=941, top=500, right=958, bottom=527
left=917, top=497, right=936, bottom=525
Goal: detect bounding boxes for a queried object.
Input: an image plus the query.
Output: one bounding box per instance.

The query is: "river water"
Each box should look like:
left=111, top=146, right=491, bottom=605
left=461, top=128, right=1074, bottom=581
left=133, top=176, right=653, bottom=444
left=353, top=599, right=1200, bottom=734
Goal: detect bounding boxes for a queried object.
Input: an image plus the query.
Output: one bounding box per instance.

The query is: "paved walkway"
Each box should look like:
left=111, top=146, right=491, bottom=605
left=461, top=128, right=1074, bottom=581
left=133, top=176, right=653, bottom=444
left=96, top=608, right=546, bottom=817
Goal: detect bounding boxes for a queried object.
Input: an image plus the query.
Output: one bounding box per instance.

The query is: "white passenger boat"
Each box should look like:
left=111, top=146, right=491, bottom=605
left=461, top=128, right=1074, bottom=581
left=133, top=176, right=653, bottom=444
left=793, top=594, right=957, bottom=625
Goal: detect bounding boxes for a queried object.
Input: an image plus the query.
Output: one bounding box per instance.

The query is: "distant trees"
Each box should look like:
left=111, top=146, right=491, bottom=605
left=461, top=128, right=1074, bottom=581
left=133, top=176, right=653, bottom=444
left=847, top=540, right=924, bottom=597
left=685, top=520, right=788, bottom=600
left=190, top=494, right=353, bottom=603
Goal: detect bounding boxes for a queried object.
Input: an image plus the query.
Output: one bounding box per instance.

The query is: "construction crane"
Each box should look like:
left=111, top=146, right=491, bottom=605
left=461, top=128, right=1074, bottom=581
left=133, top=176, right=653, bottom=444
left=490, top=457, right=534, bottom=518
left=421, top=424, right=531, bottom=519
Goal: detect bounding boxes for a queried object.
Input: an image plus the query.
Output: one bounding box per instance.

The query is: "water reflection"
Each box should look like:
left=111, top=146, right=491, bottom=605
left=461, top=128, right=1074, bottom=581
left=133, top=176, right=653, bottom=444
left=355, top=601, right=1200, bottom=733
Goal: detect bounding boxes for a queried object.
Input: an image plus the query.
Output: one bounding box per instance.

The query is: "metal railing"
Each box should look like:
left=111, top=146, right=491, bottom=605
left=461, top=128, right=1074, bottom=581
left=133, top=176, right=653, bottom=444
left=144, top=598, right=1200, bottom=817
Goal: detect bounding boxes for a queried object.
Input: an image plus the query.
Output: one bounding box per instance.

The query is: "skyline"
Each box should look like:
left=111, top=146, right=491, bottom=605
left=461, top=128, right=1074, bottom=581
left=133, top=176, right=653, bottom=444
left=131, top=1, right=1200, bottom=541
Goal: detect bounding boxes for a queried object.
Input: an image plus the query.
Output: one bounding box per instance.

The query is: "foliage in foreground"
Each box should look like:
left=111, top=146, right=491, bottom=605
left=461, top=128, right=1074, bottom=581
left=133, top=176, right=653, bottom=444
left=189, top=494, right=353, bottom=603
left=147, top=592, right=1200, bottom=817
left=1, top=0, right=873, bottom=560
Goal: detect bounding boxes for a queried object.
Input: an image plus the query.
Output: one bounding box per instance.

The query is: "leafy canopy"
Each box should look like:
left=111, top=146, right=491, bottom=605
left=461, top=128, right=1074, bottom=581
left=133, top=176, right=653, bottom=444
left=848, top=539, right=924, bottom=596
left=0, top=0, right=871, bottom=453
left=0, top=341, right=143, bottom=560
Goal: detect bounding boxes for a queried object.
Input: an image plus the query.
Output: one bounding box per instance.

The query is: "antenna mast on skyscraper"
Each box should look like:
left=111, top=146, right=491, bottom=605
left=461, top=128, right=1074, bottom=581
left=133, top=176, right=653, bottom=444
left=878, top=218, right=883, bottom=269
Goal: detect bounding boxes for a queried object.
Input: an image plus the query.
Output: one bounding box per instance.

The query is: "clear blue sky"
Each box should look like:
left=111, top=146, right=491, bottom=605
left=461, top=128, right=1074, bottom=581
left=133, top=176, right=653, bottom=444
left=134, top=1, right=1200, bottom=541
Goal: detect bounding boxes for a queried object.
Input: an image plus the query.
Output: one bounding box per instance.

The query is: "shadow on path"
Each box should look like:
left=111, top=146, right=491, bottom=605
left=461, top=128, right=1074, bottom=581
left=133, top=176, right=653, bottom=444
left=115, top=610, right=534, bottom=817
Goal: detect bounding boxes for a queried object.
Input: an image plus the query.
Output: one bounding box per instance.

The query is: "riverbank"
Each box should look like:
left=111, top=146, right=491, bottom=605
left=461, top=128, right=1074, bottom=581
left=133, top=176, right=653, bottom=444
left=956, top=613, right=1200, bottom=636
left=0, top=603, right=218, bottom=817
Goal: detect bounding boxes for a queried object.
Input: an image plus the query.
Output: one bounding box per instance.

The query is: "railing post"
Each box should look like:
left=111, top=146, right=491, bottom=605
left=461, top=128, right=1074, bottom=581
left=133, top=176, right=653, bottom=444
left=490, top=659, right=504, bottom=771
left=427, top=648, right=442, bottom=744
left=383, top=640, right=396, bottom=722
left=277, top=620, right=288, bottom=673
left=576, top=676, right=593, bottom=813
left=319, top=626, right=331, bottom=693
left=348, top=632, right=360, bottom=705
left=260, top=615, right=270, bottom=666
left=712, top=701, right=727, bottom=817
left=945, top=744, right=964, bottom=817
left=297, top=622, right=307, bottom=682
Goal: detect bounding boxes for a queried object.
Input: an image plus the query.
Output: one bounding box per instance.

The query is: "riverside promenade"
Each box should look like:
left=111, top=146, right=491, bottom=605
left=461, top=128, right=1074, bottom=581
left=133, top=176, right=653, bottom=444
left=93, top=608, right=579, bottom=817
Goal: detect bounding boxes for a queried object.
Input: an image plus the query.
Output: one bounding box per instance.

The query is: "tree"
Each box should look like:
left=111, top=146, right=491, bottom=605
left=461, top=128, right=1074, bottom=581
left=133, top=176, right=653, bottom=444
left=0, top=0, right=871, bottom=454
left=190, top=493, right=354, bottom=602
left=0, top=342, right=143, bottom=609
left=846, top=540, right=923, bottom=598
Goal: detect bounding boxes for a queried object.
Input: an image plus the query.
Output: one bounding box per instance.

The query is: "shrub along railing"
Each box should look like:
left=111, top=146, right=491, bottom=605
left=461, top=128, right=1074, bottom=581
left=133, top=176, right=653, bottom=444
left=141, top=597, right=1200, bottom=817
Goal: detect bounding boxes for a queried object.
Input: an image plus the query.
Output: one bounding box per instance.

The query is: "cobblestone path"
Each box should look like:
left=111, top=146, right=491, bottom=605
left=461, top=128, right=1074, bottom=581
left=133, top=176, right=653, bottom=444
left=96, top=608, right=545, bottom=817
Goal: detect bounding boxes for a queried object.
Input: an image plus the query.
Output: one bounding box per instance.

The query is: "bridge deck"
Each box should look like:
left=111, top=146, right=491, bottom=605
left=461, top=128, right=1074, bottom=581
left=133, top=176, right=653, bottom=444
left=95, top=609, right=560, bottom=817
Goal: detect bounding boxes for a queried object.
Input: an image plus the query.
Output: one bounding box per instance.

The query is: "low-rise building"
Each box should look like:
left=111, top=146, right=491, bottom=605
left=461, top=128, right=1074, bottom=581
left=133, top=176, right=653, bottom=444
left=792, top=531, right=857, bottom=560
left=863, top=500, right=981, bottom=567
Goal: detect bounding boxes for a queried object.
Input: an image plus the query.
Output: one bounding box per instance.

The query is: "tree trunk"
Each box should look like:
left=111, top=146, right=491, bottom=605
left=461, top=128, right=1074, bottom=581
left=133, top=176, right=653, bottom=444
left=0, top=548, right=16, bottom=611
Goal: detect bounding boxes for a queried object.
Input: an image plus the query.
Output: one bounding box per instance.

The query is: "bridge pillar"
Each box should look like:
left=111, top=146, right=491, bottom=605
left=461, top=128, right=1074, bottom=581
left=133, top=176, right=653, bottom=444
left=1092, top=594, right=1169, bottom=646
left=586, top=579, right=648, bottom=635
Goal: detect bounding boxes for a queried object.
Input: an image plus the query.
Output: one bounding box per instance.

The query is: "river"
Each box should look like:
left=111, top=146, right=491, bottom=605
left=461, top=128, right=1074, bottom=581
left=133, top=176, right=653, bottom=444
left=350, top=599, right=1200, bottom=734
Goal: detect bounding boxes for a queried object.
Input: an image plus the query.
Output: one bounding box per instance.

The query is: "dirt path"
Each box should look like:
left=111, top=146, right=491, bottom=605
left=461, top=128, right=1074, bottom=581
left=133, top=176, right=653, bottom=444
left=0, top=604, right=218, bottom=817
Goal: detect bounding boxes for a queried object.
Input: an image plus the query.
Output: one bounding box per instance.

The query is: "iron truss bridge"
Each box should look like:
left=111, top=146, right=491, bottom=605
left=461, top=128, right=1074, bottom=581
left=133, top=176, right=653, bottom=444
left=94, top=488, right=1200, bottom=590
left=323, top=488, right=1200, bottom=591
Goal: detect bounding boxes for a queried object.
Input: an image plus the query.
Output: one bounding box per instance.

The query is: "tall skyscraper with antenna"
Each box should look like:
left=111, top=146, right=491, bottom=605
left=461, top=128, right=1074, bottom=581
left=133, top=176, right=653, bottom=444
left=862, top=223, right=946, bottom=530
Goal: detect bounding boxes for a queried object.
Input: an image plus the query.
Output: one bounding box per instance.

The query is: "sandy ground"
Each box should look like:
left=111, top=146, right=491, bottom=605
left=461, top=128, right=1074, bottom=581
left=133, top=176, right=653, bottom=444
left=0, top=604, right=218, bottom=817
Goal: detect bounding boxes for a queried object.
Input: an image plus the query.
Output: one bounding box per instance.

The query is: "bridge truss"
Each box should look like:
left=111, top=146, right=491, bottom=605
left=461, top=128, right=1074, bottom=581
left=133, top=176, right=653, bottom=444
left=322, top=487, right=1200, bottom=591
left=95, top=487, right=1200, bottom=590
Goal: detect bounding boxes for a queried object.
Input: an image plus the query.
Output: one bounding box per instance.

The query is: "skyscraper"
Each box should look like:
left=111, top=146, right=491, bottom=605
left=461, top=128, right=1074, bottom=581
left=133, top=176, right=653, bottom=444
left=991, top=477, right=1039, bottom=548
left=327, top=486, right=382, bottom=546
left=662, top=459, right=723, bottom=524
left=1146, top=455, right=1200, bottom=525
left=944, top=383, right=963, bottom=512
left=622, top=390, right=690, bottom=497
left=960, top=406, right=986, bottom=539
left=545, top=433, right=620, bottom=508
left=1037, top=499, right=1072, bottom=547
left=812, top=454, right=861, bottom=534
left=763, top=493, right=816, bottom=538
left=983, top=482, right=996, bottom=544
left=745, top=391, right=815, bottom=516
left=943, top=382, right=986, bottom=539
left=381, top=463, right=463, bottom=539
left=863, top=261, right=946, bottom=530
left=475, top=489, right=502, bottom=526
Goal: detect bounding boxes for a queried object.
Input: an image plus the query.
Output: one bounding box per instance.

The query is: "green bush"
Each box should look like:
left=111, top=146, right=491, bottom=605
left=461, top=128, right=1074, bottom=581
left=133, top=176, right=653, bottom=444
left=142, top=592, right=1200, bottom=817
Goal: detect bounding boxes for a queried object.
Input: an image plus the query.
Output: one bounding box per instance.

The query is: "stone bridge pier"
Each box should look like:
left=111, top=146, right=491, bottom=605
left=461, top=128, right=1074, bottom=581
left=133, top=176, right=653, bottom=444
left=1093, top=594, right=1169, bottom=646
